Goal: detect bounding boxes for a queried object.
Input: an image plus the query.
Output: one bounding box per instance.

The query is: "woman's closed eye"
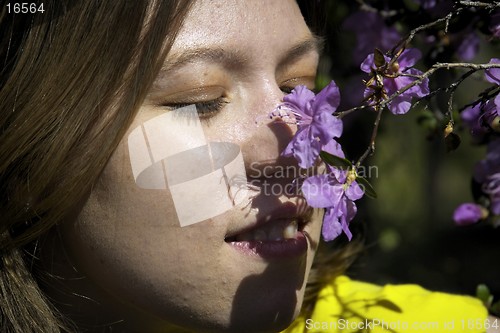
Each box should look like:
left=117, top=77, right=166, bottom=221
left=159, top=86, right=228, bottom=119
left=162, top=97, right=228, bottom=118
left=279, top=76, right=317, bottom=95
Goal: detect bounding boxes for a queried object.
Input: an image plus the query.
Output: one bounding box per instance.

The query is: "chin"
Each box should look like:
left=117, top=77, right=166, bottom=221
left=164, top=269, right=307, bottom=333
left=208, top=268, right=306, bottom=333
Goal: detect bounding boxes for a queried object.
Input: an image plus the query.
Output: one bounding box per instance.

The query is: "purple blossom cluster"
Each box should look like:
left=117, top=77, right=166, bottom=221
left=454, top=140, right=500, bottom=226
left=455, top=58, right=500, bottom=226
left=271, top=81, right=365, bottom=241
left=270, top=3, right=500, bottom=241
left=361, top=48, right=430, bottom=115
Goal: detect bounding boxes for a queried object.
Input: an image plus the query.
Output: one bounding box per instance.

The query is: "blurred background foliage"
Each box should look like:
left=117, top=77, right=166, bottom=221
left=316, top=0, right=500, bottom=297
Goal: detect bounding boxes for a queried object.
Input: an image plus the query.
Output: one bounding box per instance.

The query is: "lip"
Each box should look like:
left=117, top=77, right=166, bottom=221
left=225, top=201, right=309, bottom=238
left=225, top=231, right=309, bottom=259
left=224, top=201, right=312, bottom=259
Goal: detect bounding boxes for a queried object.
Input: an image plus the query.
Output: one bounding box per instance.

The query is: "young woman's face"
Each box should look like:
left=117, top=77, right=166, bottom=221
left=56, top=1, right=322, bottom=332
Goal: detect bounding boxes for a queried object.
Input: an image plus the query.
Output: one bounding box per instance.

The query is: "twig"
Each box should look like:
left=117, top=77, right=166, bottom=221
left=335, top=105, right=373, bottom=118
left=379, top=62, right=500, bottom=112
left=458, top=1, right=500, bottom=9
left=355, top=106, right=384, bottom=167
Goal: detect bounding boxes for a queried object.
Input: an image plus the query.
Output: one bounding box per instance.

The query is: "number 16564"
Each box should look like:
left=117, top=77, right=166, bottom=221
left=6, top=3, right=44, bottom=14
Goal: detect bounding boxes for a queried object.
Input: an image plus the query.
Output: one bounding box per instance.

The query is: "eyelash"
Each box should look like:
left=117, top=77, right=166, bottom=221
left=164, top=97, right=228, bottom=118
left=280, top=86, right=295, bottom=94
left=163, top=84, right=305, bottom=117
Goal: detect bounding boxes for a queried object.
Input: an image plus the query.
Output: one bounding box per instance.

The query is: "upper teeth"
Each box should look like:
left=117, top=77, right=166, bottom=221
left=234, top=220, right=298, bottom=242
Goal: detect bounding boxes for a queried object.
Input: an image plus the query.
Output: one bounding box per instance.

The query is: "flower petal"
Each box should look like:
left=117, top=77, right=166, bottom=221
left=346, top=181, right=364, bottom=201
left=322, top=139, right=345, bottom=159
left=457, top=32, right=480, bottom=61
left=492, top=196, right=500, bottom=215
left=461, top=103, right=488, bottom=140
left=360, top=53, right=375, bottom=73
left=302, top=175, right=343, bottom=208
left=345, top=199, right=358, bottom=224
left=485, top=58, right=500, bottom=85
left=339, top=206, right=353, bottom=241
left=283, top=85, right=315, bottom=117
left=322, top=207, right=342, bottom=241
left=314, top=81, right=341, bottom=112
left=281, top=127, right=305, bottom=157
left=389, top=94, right=412, bottom=115
left=398, top=48, right=422, bottom=69
left=311, top=112, right=343, bottom=142
left=292, top=130, right=322, bottom=168
left=404, top=68, right=429, bottom=97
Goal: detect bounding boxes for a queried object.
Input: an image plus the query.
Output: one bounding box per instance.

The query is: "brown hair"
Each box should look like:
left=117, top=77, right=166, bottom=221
left=0, top=1, right=194, bottom=331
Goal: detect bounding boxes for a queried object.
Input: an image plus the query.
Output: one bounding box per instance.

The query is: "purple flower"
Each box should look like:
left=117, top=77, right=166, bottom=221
left=302, top=167, right=364, bottom=241
left=453, top=141, right=500, bottom=226
left=462, top=61, right=500, bottom=139
left=474, top=139, right=500, bottom=183
left=453, top=203, right=486, bottom=226
left=490, top=11, right=500, bottom=39
left=361, top=48, right=430, bottom=115
left=485, top=58, right=500, bottom=86
left=474, top=140, right=500, bottom=215
left=301, top=140, right=364, bottom=242
left=271, top=81, right=343, bottom=168
left=485, top=173, right=500, bottom=215
left=456, top=32, right=480, bottom=61
left=343, top=11, right=401, bottom=64
left=485, top=58, right=500, bottom=112
left=461, top=100, right=498, bottom=142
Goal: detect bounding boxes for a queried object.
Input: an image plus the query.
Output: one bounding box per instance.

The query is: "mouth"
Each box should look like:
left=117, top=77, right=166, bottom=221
left=224, top=211, right=311, bottom=259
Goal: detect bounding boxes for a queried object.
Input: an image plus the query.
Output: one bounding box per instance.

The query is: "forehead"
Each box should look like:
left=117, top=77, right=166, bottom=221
left=170, top=0, right=312, bottom=58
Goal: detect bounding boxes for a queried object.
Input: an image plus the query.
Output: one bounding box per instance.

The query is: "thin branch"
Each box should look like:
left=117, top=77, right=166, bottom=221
left=355, top=106, right=384, bottom=167
left=393, top=9, right=460, bottom=53
left=335, top=105, right=373, bottom=118
left=459, top=86, right=500, bottom=112
left=459, top=1, right=500, bottom=9
left=377, top=63, right=500, bottom=112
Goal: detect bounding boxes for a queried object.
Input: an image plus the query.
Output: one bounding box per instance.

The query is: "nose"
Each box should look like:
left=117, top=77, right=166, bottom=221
left=237, top=79, right=298, bottom=178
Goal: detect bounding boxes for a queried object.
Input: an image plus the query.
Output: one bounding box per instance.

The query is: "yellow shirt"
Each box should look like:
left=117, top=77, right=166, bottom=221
left=284, top=276, right=490, bottom=333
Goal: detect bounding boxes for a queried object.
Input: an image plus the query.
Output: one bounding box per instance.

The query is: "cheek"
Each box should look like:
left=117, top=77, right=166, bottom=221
left=61, top=141, right=229, bottom=324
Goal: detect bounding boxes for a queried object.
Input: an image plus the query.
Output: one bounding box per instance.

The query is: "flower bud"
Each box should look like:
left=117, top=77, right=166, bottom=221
left=444, top=122, right=454, bottom=137
left=489, top=116, right=500, bottom=132
left=390, top=61, right=400, bottom=73
left=453, top=203, right=489, bottom=226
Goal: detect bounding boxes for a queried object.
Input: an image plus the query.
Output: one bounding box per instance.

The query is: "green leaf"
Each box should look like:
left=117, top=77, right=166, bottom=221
left=374, top=48, right=386, bottom=68
left=319, top=151, right=352, bottom=169
left=490, top=300, right=500, bottom=317
left=356, top=176, right=377, bottom=199
left=476, top=284, right=493, bottom=307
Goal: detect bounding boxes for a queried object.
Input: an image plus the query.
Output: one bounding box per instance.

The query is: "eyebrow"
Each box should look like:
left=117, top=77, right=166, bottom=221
left=277, top=35, right=324, bottom=69
left=160, top=34, right=323, bottom=75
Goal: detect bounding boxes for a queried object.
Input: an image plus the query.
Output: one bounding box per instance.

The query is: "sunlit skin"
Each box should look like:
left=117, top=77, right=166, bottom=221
left=42, top=1, right=323, bottom=332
